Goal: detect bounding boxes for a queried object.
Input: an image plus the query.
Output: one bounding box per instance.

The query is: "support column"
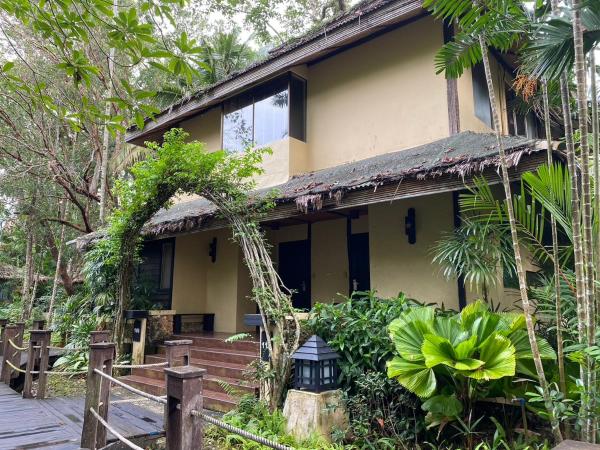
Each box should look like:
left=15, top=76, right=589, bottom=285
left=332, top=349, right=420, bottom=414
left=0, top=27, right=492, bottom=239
left=165, top=366, right=206, bottom=450
left=81, top=342, right=115, bottom=449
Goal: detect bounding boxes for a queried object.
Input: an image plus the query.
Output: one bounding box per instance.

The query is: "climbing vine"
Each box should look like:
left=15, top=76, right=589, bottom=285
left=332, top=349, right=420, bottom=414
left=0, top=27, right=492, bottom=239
left=85, top=129, right=300, bottom=408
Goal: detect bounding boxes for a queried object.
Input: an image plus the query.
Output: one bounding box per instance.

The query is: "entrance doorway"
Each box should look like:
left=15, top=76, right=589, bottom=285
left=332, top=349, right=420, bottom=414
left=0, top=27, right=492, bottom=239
left=278, top=240, right=311, bottom=310
left=349, top=233, right=370, bottom=293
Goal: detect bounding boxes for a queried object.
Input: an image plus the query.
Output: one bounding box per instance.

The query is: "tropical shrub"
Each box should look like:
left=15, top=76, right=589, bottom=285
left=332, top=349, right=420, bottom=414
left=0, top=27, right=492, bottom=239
left=335, top=371, right=422, bottom=450
left=205, top=395, right=341, bottom=449
left=387, top=300, right=556, bottom=427
left=307, top=291, right=417, bottom=388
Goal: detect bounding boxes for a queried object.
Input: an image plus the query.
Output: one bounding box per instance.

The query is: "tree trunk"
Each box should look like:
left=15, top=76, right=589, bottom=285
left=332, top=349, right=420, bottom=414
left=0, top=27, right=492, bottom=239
left=571, top=1, right=595, bottom=439
left=21, top=217, right=35, bottom=322
left=98, top=0, right=118, bottom=223
left=542, top=81, right=568, bottom=406
left=589, top=48, right=599, bottom=443
left=48, top=201, right=67, bottom=328
left=478, top=36, right=562, bottom=443
left=27, top=272, right=39, bottom=320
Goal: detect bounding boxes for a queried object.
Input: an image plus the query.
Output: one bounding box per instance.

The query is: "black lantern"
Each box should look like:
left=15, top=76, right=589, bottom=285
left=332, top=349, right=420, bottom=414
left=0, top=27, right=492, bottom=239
left=291, top=335, right=340, bottom=392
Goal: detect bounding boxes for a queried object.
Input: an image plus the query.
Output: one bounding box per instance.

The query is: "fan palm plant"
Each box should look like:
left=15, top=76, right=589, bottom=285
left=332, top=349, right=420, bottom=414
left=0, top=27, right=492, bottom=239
left=387, top=300, right=556, bottom=433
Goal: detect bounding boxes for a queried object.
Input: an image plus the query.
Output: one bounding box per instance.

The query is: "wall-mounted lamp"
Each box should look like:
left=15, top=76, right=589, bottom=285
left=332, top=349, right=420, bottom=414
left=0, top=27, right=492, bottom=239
left=209, top=237, right=217, bottom=263
left=405, top=208, right=416, bottom=245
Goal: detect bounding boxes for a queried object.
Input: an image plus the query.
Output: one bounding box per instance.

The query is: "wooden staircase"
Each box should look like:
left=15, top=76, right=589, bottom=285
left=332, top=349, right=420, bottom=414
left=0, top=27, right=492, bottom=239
left=119, top=333, right=259, bottom=412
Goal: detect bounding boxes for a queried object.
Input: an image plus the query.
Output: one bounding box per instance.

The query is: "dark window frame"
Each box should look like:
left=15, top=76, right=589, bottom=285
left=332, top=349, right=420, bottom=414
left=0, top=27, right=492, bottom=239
left=221, top=72, right=307, bottom=152
left=471, top=63, right=493, bottom=129
left=137, top=237, right=176, bottom=309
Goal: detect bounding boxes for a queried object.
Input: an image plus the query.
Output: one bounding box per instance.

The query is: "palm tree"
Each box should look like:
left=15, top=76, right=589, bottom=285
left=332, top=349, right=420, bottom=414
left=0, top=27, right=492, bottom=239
left=423, top=0, right=562, bottom=441
left=200, top=30, right=257, bottom=85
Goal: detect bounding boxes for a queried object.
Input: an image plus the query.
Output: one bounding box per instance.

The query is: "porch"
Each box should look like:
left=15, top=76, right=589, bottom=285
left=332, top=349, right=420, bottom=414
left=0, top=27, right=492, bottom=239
left=122, top=132, right=547, bottom=335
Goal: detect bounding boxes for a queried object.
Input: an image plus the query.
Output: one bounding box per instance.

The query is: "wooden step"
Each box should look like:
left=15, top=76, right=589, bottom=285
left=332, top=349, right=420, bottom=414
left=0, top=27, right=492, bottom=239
left=119, top=375, right=239, bottom=412
left=129, top=368, right=257, bottom=396
left=170, top=334, right=259, bottom=353
left=191, top=347, right=257, bottom=365
left=145, top=355, right=249, bottom=379
left=156, top=345, right=257, bottom=365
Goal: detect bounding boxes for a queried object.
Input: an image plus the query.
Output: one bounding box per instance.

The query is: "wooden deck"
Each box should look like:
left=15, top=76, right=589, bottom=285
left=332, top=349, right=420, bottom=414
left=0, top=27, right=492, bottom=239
left=0, top=383, right=164, bottom=450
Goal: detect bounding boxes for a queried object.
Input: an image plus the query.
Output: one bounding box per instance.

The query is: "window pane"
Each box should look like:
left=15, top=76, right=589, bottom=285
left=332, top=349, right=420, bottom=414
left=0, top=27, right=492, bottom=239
left=290, top=75, right=306, bottom=141
left=223, top=104, right=253, bottom=152
left=160, top=242, right=173, bottom=290
left=472, top=63, right=492, bottom=128
left=254, top=89, right=288, bottom=147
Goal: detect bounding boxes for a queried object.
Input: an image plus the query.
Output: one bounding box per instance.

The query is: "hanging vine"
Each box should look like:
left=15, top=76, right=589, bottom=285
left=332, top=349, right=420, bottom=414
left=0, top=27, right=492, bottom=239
left=85, top=129, right=300, bottom=408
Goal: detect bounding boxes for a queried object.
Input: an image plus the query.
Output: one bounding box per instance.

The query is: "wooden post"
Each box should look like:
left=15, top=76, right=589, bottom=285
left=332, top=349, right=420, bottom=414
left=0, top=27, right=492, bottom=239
left=1, top=322, right=23, bottom=384
left=32, top=319, right=46, bottom=330
left=1, top=325, right=17, bottom=383
left=0, top=319, right=8, bottom=357
left=23, top=330, right=51, bottom=399
left=165, top=339, right=192, bottom=367
left=90, top=330, right=111, bottom=344
left=81, top=342, right=115, bottom=450
left=165, top=366, right=206, bottom=450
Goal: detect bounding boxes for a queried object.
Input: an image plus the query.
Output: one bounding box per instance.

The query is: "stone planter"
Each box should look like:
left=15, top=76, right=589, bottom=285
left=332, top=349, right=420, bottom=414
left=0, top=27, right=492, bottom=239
left=146, top=310, right=176, bottom=345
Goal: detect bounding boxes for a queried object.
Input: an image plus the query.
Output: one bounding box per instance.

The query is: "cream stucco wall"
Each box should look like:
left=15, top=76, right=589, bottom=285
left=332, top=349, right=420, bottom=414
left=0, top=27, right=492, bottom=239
left=254, top=138, right=309, bottom=188
left=171, top=233, right=209, bottom=314
left=305, top=16, right=449, bottom=171
left=369, top=193, right=460, bottom=310
left=310, top=219, right=349, bottom=303
left=181, top=106, right=222, bottom=151
left=170, top=228, right=254, bottom=333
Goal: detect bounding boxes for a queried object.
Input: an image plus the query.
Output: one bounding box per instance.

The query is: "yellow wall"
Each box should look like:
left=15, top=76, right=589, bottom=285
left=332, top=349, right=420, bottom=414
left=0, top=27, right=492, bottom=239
left=255, top=138, right=309, bottom=188
left=171, top=228, right=253, bottom=333
left=305, top=16, right=448, bottom=171
left=369, top=193, right=460, bottom=310
left=171, top=233, right=209, bottom=314
left=181, top=106, right=222, bottom=151
left=310, top=219, right=349, bottom=303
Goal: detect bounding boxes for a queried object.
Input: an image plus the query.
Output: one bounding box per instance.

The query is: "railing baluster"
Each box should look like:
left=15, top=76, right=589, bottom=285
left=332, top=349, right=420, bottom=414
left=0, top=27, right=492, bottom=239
left=0, top=319, right=8, bottom=357
left=165, top=339, right=192, bottom=367
left=23, top=330, right=50, bottom=399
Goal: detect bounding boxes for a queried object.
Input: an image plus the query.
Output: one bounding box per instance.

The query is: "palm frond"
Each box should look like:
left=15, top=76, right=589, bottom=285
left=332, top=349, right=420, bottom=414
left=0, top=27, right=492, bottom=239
left=522, top=2, right=600, bottom=80
left=522, top=163, right=573, bottom=242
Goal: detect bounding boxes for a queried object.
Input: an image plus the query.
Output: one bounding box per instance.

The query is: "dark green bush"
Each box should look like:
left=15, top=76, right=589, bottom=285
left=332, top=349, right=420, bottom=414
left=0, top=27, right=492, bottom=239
left=307, top=290, right=416, bottom=389
left=337, top=371, right=422, bottom=449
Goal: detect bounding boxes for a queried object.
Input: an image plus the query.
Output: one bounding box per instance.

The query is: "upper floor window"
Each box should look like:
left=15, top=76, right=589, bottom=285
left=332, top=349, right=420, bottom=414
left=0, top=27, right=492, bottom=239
left=472, top=63, right=493, bottom=129
left=222, top=74, right=306, bottom=152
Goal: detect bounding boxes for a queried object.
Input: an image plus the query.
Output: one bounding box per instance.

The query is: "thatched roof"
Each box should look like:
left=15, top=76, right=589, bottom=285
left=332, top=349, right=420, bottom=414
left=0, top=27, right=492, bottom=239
left=0, top=264, right=20, bottom=280
left=74, top=132, right=545, bottom=250
left=0, top=264, right=51, bottom=282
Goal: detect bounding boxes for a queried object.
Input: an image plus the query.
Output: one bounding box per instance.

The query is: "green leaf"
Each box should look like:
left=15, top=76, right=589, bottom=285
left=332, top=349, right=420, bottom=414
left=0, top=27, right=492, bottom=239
left=387, top=357, right=437, bottom=398
left=467, top=334, right=516, bottom=381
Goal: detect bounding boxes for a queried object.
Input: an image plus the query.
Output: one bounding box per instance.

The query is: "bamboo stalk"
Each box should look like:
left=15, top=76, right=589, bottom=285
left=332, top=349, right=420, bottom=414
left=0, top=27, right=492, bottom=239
left=479, top=37, right=562, bottom=443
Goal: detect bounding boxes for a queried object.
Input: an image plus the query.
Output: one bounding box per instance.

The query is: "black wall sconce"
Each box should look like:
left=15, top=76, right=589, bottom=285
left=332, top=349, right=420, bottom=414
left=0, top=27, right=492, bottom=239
left=405, top=208, right=416, bottom=244
left=209, top=237, right=217, bottom=263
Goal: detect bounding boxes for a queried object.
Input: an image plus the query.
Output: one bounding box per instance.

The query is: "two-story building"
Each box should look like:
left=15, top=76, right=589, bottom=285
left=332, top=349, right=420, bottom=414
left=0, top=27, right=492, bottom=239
left=126, top=0, right=547, bottom=335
